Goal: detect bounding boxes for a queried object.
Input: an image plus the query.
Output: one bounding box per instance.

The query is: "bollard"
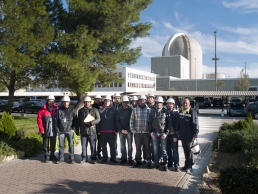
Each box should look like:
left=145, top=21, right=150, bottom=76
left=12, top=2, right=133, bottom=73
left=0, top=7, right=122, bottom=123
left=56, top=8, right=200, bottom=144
left=218, top=139, right=221, bottom=150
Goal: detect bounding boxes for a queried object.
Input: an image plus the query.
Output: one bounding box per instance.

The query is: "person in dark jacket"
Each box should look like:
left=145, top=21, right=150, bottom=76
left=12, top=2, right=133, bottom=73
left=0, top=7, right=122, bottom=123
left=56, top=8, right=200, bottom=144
left=178, top=97, right=199, bottom=173
left=77, top=96, right=101, bottom=164
left=113, top=92, right=121, bottom=156
left=116, top=96, right=133, bottom=165
left=130, top=95, right=152, bottom=168
left=56, top=95, right=77, bottom=164
left=97, top=95, right=118, bottom=163
left=149, top=96, right=172, bottom=171
left=166, top=98, right=180, bottom=171
left=37, top=95, right=58, bottom=162
left=92, top=94, right=103, bottom=159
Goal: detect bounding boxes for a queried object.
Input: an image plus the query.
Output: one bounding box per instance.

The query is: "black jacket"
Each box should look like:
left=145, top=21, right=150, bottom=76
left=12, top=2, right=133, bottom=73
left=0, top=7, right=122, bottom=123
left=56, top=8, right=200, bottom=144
left=56, top=106, right=76, bottom=133
left=116, top=106, right=133, bottom=133
left=77, top=106, right=101, bottom=135
left=178, top=107, right=199, bottom=142
left=149, top=107, right=171, bottom=134
left=92, top=102, right=103, bottom=110
left=168, top=109, right=180, bottom=138
left=97, top=105, right=117, bottom=133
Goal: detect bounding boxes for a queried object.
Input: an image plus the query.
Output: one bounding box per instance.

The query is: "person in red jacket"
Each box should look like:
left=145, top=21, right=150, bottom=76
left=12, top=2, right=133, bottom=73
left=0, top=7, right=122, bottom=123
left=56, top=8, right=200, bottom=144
left=37, top=95, right=58, bottom=162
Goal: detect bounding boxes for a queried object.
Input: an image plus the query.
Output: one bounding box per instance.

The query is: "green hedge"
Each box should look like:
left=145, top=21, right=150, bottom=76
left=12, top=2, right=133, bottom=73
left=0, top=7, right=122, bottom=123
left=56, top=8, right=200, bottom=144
left=219, top=166, right=258, bottom=194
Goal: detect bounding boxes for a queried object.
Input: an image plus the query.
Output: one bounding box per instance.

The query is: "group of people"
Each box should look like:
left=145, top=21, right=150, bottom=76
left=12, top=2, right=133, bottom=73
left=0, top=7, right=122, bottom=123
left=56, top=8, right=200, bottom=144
left=37, top=93, right=199, bottom=173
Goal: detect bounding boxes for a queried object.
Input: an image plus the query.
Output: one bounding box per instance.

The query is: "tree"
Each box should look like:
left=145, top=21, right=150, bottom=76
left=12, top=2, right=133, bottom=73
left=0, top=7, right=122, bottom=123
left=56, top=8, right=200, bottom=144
left=216, top=80, right=225, bottom=91
left=38, top=0, right=152, bottom=111
left=234, top=69, right=250, bottom=91
left=0, top=0, right=54, bottom=113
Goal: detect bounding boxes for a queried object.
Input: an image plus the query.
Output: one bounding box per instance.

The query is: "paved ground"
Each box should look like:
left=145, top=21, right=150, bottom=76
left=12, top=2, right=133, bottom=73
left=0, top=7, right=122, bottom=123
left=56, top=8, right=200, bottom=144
left=0, top=114, right=237, bottom=194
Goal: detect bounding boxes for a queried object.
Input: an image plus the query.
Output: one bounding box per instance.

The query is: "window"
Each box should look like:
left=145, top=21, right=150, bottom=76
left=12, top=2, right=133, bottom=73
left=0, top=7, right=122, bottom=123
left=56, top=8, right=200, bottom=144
left=119, top=83, right=122, bottom=87
left=114, top=83, right=117, bottom=87
left=110, top=82, right=113, bottom=87
left=118, top=72, right=122, bottom=77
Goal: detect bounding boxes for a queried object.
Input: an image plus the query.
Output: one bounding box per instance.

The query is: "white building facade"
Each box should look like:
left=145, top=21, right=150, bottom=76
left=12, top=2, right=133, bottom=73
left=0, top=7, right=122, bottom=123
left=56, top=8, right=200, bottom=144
left=93, top=66, right=156, bottom=93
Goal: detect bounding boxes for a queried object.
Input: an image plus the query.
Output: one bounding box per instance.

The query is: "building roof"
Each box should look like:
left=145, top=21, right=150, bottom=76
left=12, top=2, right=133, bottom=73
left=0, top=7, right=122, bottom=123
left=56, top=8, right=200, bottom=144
left=131, top=91, right=258, bottom=97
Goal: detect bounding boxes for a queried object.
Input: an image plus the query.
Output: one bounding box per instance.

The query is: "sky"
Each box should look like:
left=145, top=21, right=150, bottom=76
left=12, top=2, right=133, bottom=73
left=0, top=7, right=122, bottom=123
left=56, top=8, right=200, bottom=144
left=129, top=0, right=258, bottom=78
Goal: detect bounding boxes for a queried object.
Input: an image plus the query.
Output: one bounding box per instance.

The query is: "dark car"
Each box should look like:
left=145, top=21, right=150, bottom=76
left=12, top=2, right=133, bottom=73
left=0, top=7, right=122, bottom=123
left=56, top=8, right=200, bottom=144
left=231, top=98, right=242, bottom=103
left=213, top=98, right=223, bottom=107
left=0, top=100, right=21, bottom=112
left=204, top=97, right=212, bottom=107
left=227, top=102, right=246, bottom=116
left=190, top=100, right=199, bottom=114
left=194, top=97, right=207, bottom=108
left=19, top=101, right=45, bottom=113
left=246, top=102, right=258, bottom=119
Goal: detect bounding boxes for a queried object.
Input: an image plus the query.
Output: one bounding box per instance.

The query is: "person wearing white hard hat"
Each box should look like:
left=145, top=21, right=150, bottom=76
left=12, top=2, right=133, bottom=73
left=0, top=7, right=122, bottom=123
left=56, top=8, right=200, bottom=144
left=37, top=95, right=58, bottom=162
left=113, top=93, right=122, bottom=110
left=130, top=96, right=138, bottom=108
left=97, top=95, right=118, bottom=163
left=147, top=93, right=155, bottom=109
left=166, top=98, right=180, bottom=171
left=56, top=95, right=77, bottom=164
left=178, top=97, right=199, bottom=173
left=92, top=94, right=103, bottom=159
left=130, top=95, right=152, bottom=168
left=149, top=96, right=172, bottom=171
left=115, top=96, right=133, bottom=165
left=77, top=96, right=101, bottom=164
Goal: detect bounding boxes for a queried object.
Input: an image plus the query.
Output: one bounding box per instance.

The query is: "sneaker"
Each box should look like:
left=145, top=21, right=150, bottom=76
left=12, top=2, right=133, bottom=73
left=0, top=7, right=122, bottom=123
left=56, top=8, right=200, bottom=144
left=56, top=159, right=64, bottom=164
left=155, top=164, right=160, bottom=169
left=110, top=159, right=118, bottom=163
left=147, top=162, right=153, bottom=169
left=70, top=159, right=75, bottom=164
left=142, top=160, right=147, bottom=164
left=134, top=161, right=142, bottom=167
left=181, top=165, right=187, bottom=171
left=186, top=167, right=192, bottom=174
left=128, top=160, right=134, bottom=165
left=50, top=155, right=57, bottom=161
left=91, top=160, right=97, bottom=164
left=80, top=160, right=86, bottom=164
left=175, top=164, right=179, bottom=172
left=101, top=159, right=107, bottom=164
left=163, top=165, right=168, bottom=171
left=44, top=156, right=50, bottom=163
left=120, top=159, right=127, bottom=164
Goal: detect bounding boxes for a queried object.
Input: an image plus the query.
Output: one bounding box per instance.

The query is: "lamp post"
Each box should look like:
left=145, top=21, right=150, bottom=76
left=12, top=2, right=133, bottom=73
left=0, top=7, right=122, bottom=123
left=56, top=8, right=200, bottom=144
left=245, top=62, right=246, bottom=75
left=195, top=58, right=197, bottom=91
left=212, top=31, right=220, bottom=91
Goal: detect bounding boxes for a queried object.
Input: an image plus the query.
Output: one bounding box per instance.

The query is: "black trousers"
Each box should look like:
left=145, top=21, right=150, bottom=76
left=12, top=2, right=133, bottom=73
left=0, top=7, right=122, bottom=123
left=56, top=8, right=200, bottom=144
left=96, top=133, right=102, bottom=154
left=181, top=140, right=193, bottom=168
left=134, top=133, right=151, bottom=161
left=43, top=136, right=56, bottom=158
left=100, top=132, right=117, bottom=161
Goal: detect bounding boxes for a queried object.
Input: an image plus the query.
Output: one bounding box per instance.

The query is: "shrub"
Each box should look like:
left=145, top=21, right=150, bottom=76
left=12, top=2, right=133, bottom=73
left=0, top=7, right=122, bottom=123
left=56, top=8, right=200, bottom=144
left=19, top=132, right=43, bottom=157
left=219, top=166, right=258, bottom=194
left=0, top=142, right=17, bottom=157
left=0, top=112, right=17, bottom=139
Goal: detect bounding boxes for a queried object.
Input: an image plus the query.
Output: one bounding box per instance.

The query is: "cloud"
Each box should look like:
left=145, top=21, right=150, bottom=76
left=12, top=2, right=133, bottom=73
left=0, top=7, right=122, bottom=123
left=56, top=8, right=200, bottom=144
left=223, top=0, right=258, bottom=11
left=202, top=63, right=258, bottom=78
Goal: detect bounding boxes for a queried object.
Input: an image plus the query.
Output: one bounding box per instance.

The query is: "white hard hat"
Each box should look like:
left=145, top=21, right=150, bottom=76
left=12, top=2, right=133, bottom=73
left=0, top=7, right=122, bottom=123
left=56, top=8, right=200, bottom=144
left=147, top=93, right=155, bottom=98
left=131, top=96, right=138, bottom=101
left=83, top=96, right=91, bottom=102
left=139, top=95, right=147, bottom=100
left=114, top=93, right=121, bottom=97
left=155, top=96, right=164, bottom=103
left=95, top=95, right=101, bottom=99
left=47, top=95, right=55, bottom=100
left=122, top=96, right=129, bottom=102
left=62, top=95, right=70, bottom=102
left=104, top=95, right=112, bottom=100
left=166, top=98, right=175, bottom=104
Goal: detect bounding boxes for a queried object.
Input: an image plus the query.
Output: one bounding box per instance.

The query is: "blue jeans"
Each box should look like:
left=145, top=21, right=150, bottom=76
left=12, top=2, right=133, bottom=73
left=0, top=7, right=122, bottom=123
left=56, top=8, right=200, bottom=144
left=58, top=131, right=74, bottom=160
left=167, top=134, right=179, bottom=165
left=152, top=133, right=167, bottom=165
left=119, top=131, right=133, bottom=161
left=81, top=134, right=97, bottom=161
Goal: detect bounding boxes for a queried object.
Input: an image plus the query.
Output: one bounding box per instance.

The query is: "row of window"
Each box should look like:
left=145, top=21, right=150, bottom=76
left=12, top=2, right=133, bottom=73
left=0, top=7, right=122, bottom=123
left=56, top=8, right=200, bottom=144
left=95, top=83, right=122, bottom=88
left=128, top=73, right=155, bottom=81
left=127, top=82, right=155, bottom=88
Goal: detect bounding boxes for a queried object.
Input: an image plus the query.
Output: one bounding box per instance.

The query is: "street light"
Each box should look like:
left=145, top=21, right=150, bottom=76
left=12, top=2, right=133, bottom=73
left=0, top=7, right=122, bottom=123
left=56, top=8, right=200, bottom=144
left=212, top=31, right=220, bottom=91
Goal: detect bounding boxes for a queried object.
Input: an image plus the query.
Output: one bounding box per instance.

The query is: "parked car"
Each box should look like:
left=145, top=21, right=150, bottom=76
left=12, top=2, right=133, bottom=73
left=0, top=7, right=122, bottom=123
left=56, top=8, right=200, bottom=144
left=190, top=100, right=199, bottom=114
left=19, top=101, right=45, bottom=113
left=213, top=98, right=223, bottom=107
left=194, top=97, right=207, bottom=108
left=0, top=100, right=21, bottom=112
left=204, top=97, right=212, bottom=107
left=227, top=102, right=246, bottom=116
left=246, top=102, right=258, bottom=119
left=230, top=98, right=242, bottom=103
